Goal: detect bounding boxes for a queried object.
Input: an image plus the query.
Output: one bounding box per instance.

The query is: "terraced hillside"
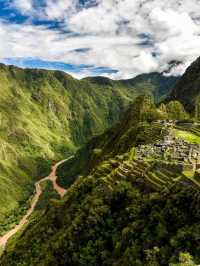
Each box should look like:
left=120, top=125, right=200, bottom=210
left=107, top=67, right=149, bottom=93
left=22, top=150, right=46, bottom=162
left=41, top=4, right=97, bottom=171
left=2, top=144, right=200, bottom=265
left=92, top=152, right=189, bottom=192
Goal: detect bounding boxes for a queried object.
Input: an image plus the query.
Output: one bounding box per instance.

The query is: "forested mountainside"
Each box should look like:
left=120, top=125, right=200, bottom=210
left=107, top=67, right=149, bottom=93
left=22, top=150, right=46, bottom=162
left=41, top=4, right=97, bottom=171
left=170, top=56, right=200, bottom=113
left=0, top=63, right=177, bottom=223
left=85, top=72, right=179, bottom=103
left=2, top=94, right=199, bottom=266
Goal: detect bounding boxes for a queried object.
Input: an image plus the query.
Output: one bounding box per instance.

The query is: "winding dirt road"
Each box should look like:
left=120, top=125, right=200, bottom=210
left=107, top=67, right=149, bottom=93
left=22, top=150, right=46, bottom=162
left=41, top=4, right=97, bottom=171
left=0, top=158, right=71, bottom=250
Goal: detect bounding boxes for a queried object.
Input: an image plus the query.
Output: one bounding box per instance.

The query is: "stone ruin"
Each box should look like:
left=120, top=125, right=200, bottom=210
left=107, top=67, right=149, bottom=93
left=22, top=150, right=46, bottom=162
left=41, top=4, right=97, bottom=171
left=136, top=128, right=200, bottom=173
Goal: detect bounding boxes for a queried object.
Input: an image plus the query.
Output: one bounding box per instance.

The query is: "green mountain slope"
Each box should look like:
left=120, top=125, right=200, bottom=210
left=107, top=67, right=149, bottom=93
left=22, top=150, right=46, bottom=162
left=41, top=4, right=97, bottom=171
left=0, top=63, right=177, bottom=222
left=85, top=72, right=179, bottom=103
left=2, top=171, right=199, bottom=265
left=2, top=95, right=198, bottom=266
left=170, top=56, right=200, bottom=113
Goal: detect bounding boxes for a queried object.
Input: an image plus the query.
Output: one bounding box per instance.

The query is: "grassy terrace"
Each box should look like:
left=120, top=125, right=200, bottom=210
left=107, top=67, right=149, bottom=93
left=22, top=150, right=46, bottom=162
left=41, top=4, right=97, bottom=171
left=88, top=131, right=200, bottom=192
left=92, top=154, right=187, bottom=191
left=173, top=124, right=200, bottom=143
left=173, top=129, right=200, bottom=144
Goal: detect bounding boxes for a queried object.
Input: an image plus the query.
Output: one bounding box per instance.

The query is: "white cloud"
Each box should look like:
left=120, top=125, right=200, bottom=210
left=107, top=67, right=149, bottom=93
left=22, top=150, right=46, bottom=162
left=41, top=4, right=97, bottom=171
left=44, top=0, right=77, bottom=20
left=69, top=2, right=119, bottom=34
left=11, top=0, right=33, bottom=13
left=1, top=0, right=200, bottom=79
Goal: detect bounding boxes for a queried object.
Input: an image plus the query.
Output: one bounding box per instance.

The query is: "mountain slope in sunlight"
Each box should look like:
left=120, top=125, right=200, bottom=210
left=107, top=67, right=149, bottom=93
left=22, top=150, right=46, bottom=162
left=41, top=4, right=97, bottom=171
left=0, top=64, right=177, bottom=222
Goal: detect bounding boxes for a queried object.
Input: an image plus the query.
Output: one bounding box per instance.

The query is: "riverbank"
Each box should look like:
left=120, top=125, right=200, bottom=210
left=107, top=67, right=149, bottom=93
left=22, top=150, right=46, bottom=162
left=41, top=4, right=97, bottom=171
left=0, top=157, right=71, bottom=251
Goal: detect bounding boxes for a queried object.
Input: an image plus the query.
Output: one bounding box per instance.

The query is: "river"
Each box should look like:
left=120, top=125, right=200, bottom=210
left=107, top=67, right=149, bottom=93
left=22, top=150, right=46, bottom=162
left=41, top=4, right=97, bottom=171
left=0, top=157, right=70, bottom=250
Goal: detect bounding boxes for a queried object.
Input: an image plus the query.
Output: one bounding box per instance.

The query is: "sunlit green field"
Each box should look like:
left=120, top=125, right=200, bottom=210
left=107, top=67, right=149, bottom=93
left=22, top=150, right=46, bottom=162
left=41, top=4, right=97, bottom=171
left=173, top=129, right=200, bottom=144
left=183, top=170, right=195, bottom=178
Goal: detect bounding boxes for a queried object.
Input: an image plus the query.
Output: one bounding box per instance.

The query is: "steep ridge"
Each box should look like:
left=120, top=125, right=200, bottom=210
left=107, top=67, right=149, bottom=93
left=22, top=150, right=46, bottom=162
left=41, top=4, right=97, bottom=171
left=0, top=63, right=177, bottom=222
left=2, top=95, right=200, bottom=265
left=85, top=72, right=179, bottom=103
left=170, top=56, right=200, bottom=113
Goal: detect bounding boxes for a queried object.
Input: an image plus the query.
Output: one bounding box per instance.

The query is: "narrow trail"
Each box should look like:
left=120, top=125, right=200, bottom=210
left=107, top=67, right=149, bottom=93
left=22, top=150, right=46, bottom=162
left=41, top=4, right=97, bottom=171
left=0, top=157, right=71, bottom=250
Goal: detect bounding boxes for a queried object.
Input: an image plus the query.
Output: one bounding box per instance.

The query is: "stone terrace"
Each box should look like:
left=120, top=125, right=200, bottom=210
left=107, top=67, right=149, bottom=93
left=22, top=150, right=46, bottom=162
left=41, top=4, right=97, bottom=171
left=136, top=122, right=200, bottom=171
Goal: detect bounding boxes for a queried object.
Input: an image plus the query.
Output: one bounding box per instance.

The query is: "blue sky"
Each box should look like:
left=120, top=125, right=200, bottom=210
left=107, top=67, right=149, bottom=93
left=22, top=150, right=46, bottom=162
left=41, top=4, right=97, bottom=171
left=0, top=0, right=200, bottom=79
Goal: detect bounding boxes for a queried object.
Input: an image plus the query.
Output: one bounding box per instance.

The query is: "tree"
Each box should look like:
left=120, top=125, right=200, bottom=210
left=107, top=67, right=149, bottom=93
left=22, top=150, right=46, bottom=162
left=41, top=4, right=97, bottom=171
left=145, top=247, right=160, bottom=266
left=170, top=252, right=197, bottom=266
left=166, top=101, right=189, bottom=120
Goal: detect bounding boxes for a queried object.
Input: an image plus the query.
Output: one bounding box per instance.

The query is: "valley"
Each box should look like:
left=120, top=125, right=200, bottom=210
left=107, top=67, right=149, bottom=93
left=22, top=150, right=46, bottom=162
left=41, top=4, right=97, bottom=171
left=0, top=157, right=70, bottom=251
left=0, top=64, right=177, bottom=225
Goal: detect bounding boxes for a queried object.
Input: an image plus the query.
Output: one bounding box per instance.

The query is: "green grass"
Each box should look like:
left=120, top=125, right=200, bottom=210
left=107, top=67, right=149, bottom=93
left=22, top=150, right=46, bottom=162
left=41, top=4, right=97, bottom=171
left=174, top=129, right=200, bottom=144
left=183, top=170, right=195, bottom=178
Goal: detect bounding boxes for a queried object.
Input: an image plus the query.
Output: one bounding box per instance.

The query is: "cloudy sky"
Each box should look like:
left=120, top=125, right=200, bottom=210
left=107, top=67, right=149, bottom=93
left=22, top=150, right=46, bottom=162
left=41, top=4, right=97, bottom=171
left=0, top=0, right=200, bottom=79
